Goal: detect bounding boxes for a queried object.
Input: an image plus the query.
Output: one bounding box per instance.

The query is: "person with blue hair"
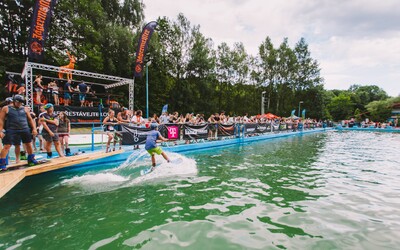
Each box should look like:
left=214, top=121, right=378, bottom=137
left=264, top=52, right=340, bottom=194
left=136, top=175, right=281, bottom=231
left=145, top=123, right=170, bottom=172
left=40, top=103, right=64, bottom=158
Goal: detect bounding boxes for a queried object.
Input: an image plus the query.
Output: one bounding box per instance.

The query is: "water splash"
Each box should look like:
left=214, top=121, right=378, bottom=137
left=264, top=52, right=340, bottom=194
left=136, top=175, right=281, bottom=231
left=114, top=149, right=149, bottom=170
left=61, top=151, right=197, bottom=192
left=61, top=172, right=129, bottom=193
left=130, top=153, right=198, bottom=184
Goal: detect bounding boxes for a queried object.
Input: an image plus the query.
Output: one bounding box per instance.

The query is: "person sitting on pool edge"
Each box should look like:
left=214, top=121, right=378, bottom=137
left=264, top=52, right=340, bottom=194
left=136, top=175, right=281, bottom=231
left=145, top=123, right=170, bottom=171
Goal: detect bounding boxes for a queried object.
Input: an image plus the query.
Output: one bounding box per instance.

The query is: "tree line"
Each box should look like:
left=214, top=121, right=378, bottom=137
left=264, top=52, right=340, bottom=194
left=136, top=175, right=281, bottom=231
left=0, top=0, right=396, bottom=121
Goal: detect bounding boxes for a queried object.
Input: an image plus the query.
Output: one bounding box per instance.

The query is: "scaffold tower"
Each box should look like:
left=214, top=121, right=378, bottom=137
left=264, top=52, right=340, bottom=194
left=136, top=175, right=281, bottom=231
left=22, top=61, right=135, bottom=110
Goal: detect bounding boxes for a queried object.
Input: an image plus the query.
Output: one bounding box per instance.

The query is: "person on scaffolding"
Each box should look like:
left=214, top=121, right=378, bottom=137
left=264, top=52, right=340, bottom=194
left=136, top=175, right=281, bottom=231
left=145, top=124, right=170, bottom=172
left=103, top=109, right=122, bottom=153
left=0, top=95, right=39, bottom=170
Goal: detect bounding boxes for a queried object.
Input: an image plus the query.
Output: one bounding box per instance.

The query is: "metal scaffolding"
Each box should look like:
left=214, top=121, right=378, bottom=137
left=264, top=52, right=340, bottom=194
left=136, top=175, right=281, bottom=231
left=22, top=62, right=135, bottom=110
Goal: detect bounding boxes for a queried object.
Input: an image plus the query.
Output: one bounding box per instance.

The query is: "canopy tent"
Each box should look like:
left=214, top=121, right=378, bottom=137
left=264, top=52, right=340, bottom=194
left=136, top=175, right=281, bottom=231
left=261, top=113, right=280, bottom=119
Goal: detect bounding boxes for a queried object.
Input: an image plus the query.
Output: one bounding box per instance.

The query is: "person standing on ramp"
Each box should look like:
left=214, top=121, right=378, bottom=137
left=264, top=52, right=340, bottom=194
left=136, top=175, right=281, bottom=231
left=0, top=95, right=39, bottom=169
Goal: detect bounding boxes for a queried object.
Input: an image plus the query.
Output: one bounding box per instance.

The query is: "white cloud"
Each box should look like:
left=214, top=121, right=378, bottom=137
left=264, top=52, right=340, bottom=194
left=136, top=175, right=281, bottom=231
left=144, top=0, right=400, bottom=96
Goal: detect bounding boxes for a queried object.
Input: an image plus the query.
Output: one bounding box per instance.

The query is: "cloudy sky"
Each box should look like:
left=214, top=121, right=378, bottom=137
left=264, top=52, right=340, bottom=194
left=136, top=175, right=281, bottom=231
left=144, top=0, right=399, bottom=97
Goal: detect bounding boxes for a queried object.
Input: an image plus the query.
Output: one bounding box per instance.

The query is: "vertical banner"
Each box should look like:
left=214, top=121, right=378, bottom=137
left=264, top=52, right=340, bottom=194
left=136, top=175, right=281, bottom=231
left=161, top=104, right=168, bottom=114
left=291, top=109, right=296, bottom=116
left=134, top=21, right=158, bottom=78
left=28, top=0, right=57, bottom=61
left=302, top=109, right=306, bottom=119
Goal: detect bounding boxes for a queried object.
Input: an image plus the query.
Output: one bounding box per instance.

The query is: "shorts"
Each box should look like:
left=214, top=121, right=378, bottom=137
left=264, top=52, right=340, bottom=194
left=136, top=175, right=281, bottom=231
left=35, top=88, right=42, bottom=93
left=64, top=93, right=71, bottom=99
left=3, top=129, right=32, bottom=145
left=114, top=132, right=122, bottom=141
left=147, top=147, right=163, bottom=156
left=59, top=133, right=69, bottom=138
left=209, top=124, right=216, bottom=131
left=42, top=132, right=59, bottom=142
left=107, top=131, right=121, bottom=141
left=79, top=93, right=86, bottom=101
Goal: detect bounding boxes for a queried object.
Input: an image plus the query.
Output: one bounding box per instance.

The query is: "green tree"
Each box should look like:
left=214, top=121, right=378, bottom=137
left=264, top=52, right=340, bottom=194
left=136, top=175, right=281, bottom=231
left=186, top=26, right=216, bottom=113
left=365, top=100, right=392, bottom=122
left=349, top=84, right=389, bottom=110
left=327, top=92, right=354, bottom=120
left=293, top=38, right=324, bottom=91
left=257, top=36, right=277, bottom=113
left=274, top=38, right=297, bottom=115
left=0, top=0, right=33, bottom=69
left=366, top=97, right=400, bottom=122
left=0, top=0, right=143, bottom=73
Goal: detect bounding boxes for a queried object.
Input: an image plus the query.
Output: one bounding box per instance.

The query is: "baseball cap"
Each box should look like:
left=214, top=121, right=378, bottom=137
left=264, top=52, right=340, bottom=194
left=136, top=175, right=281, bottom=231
left=44, top=103, right=54, bottom=110
left=150, top=123, right=158, bottom=130
left=13, top=95, right=25, bottom=103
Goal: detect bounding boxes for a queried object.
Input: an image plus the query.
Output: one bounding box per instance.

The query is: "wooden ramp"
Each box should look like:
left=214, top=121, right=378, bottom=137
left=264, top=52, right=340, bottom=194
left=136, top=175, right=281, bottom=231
left=0, top=149, right=124, bottom=199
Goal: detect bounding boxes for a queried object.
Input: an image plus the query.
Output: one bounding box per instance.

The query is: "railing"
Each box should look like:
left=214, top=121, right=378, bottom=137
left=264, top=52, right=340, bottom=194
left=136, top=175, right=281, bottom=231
left=116, top=121, right=328, bottom=146
left=64, top=121, right=330, bottom=151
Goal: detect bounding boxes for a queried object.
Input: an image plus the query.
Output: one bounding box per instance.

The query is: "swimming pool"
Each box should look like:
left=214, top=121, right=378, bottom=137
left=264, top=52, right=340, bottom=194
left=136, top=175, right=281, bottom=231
left=1, top=131, right=399, bottom=249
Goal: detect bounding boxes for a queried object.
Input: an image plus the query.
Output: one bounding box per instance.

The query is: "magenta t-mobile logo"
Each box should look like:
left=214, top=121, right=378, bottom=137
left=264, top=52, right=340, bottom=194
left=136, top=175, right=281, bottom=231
left=168, top=126, right=179, bottom=139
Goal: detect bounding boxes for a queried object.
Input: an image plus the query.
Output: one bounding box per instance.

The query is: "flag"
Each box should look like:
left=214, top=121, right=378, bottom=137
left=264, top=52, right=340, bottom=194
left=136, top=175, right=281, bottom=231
left=28, top=0, right=57, bottom=61
left=134, top=21, right=158, bottom=78
left=291, top=109, right=296, bottom=117
left=161, top=104, right=168, bottom=113
left=302, top=109, right=306, bottom=119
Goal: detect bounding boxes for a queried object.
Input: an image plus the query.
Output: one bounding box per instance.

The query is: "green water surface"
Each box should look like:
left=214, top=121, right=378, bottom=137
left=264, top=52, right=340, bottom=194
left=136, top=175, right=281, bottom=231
left=1, top=131, right=400, bottom=249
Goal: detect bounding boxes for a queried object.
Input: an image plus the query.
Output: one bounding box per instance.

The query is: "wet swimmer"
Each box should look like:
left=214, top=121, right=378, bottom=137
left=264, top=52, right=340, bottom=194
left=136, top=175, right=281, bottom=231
left=145, top=124, right=170, bottom=172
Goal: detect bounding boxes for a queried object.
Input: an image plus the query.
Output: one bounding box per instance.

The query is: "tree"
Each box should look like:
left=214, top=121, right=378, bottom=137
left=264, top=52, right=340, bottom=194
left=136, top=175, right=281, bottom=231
left=258, top=36, right=277, bottom=112
left=186, top=26, right=216, bottom=113
left=0, top=0, right=143, bottom=73
left=366, top=97, right=400, bottom=122
left=366, top=100, right=392, bottom=122
left=0, top=4, right=341, bottom=120
left=327, top=92, right=354, bottom=120
left=349, top=85, right=388, bottom=109
left=0, top=0, right=33, bottom=69
left=293, top=38, right=324, bottom=92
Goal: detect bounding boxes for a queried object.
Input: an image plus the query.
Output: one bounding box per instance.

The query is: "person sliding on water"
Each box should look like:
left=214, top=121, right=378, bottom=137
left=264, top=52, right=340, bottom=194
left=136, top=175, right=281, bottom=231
left=145, top=124, right=170, bottom=172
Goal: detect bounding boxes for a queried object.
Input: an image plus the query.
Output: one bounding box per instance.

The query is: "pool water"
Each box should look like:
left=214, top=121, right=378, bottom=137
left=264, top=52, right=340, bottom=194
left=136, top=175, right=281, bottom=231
left=1, top=131, right=399, bottom=249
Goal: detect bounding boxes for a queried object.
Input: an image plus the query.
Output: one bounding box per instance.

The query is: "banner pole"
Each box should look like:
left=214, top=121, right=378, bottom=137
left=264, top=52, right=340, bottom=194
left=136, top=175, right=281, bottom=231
left=129, top=78, right=135, bottom=111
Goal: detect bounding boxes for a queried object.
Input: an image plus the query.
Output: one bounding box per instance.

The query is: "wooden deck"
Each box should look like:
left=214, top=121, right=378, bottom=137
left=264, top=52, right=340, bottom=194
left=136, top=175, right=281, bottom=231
left=0, top=149, right=124, bottom=199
